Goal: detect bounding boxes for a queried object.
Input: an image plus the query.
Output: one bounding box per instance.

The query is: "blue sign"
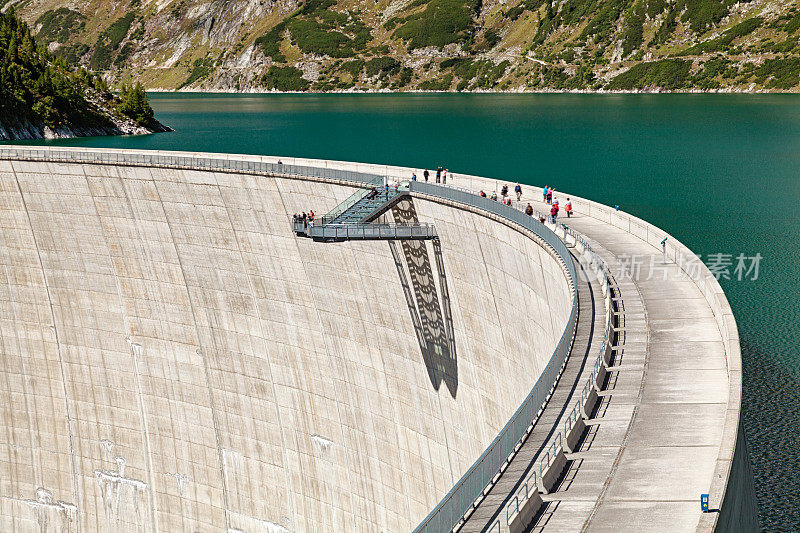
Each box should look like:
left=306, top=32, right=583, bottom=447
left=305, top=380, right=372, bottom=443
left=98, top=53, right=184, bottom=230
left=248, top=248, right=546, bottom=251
left=701, top=494, right=709, bottom=512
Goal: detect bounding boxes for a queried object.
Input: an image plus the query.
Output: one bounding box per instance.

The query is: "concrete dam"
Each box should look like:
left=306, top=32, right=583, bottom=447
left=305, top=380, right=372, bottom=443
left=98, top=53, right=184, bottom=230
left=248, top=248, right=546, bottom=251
left=0, top=147, right=755, bottom=532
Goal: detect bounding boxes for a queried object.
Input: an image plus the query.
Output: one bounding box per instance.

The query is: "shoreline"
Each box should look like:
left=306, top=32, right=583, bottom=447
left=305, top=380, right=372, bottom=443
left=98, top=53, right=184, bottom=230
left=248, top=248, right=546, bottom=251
left=146, top=86, right=798, bottom=95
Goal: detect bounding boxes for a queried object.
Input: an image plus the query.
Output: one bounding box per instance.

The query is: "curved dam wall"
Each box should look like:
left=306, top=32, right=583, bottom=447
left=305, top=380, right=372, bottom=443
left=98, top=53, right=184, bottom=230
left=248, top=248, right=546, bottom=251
left=0, top=155, right=572, bottom=532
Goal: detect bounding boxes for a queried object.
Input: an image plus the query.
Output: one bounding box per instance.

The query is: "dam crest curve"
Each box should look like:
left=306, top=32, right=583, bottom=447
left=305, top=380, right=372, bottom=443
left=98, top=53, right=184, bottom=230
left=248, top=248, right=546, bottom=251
left=0, top=147, right=751, bottom=532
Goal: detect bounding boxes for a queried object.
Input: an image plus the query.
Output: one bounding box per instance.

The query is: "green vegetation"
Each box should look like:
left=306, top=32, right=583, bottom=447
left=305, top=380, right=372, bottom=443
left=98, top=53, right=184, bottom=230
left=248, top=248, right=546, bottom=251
left=785, top=12, right=800, bottom=34
left=254, top=0, right=371, bottom=59
left=679, top=17, right=762, bottom=55
left=752, top=58, right=800, bottom=89
left=364, top=56, right=400, bottom=77
left=90, top=12, right=137, bottom=70
left=179, top=58, right=214, bottom=89
left=261, top=65, right=310, bottom=91
left=606, top=58, right=691, bottom=90
left=419, top=74, right=453, bottom=90
left=621, top=1, right=645, bottom=57
left=1, top=8, right=98, bottom=128
left=118, top=82, right=155, bottom=126
left=35, top=8, right=85, bottom=44
left=339, top=59, right=364, bottom=77
left=393, top=0, right=479, bottom=49
left=441, top=58, right=510, bottom=89
left=0, top=9, right=159, bottom=133
left=679, top=0, right=739, bottom=33
left=56, top=43, right=90, bottom=64
left=254, top=22, right=287, bottom=62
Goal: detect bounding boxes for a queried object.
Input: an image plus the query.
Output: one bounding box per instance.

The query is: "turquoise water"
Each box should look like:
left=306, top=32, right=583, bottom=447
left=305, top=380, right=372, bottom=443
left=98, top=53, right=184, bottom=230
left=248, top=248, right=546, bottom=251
left=12, top=93, right=800, bottom=528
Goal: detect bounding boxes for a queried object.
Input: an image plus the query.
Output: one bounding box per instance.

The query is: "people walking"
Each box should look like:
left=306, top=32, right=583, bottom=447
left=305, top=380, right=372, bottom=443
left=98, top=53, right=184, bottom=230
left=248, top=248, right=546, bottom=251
left=412, top=172, right=417, bottom=181
left=525, top=203, right=533, bottom=216
left=501, top=184, right=509, bottom=198
left=442, top=169, right=448, bottom=184
left=480, top=190, right=487, bottom=197
left=491, top=192, right=498, bottom=201
left=515, top=183, right=522, bottom=201
left=550, top=204, right=559, bottom=223
left=424, top=169, right=429, bottom=182
left=565, top=198, right=573, bottom=218
left=546, top=187, right=553, bottom=204
left=542, top=186, right=548, bottom=203
left=436, top=167, right=442, bottom=183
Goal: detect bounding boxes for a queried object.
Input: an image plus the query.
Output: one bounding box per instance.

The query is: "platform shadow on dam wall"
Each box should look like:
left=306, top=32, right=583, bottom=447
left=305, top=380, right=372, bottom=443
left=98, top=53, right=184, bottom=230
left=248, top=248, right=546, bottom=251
left=390, top=198, right=458, bottom=397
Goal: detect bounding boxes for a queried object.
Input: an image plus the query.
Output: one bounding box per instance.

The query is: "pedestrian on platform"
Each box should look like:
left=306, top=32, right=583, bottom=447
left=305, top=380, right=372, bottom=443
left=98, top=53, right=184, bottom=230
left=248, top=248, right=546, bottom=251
left=501, top=184, right=509, bottom=198
left=546, top=188, right=553, bottom=204
left=550, top=204, right=558, bottom=223
left=424, top=169, right=430, bottom=182
left=443, top=169, right=448, bottom=184
left=565, top=198, right=573, bottom=218
left=543, top=186, right=548, bottom=202
left=436, top=167, right=442, bottom=183
left=412, top=172, right=417, bottom=181
left=525, top=203, right=533, bottom=216
left=480, top=190, right=487, bottom=198
left=515, top=183, right=522, bottom=201
left=491, top=192, right=498, bottom=201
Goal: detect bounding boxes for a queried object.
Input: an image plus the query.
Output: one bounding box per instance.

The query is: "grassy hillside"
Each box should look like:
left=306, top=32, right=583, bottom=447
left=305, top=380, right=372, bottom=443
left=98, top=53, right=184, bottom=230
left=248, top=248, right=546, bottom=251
left=0, top=6, right=164, bottom=139
left=5, top=0, right=800, bottom=92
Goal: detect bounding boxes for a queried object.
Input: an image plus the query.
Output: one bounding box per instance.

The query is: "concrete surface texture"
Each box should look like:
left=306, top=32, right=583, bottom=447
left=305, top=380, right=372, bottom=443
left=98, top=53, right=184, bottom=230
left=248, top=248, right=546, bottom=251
left=0, top=157, right=573, bottom=532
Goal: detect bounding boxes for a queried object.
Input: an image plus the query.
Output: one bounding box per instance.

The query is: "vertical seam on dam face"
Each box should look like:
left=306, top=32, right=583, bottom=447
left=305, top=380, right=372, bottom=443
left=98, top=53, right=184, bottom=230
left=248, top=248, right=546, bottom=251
left=0, top=203, right=42, bottom=502
left=228, top=176, right=305, bottom=528
left=274, top=177, right=352, bottom=529
left=81, top=164, right=159, bottom=533
left=9, top=161, right=82, bottom=530
left=149, top=169, right=233, bottom=530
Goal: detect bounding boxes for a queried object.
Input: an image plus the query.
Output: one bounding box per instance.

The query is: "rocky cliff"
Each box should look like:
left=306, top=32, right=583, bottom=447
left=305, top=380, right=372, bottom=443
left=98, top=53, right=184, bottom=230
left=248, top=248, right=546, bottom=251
left=5, top=0, right=800, bottom=92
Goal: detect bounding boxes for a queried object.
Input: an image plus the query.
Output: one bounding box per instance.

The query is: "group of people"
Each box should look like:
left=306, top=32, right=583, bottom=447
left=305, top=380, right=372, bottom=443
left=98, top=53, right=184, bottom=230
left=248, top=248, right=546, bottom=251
left=292, top=211, right=315, bottom=225
left=477, top=182, right=573, bottom=224
left=413, top=167, right=449, bottom=184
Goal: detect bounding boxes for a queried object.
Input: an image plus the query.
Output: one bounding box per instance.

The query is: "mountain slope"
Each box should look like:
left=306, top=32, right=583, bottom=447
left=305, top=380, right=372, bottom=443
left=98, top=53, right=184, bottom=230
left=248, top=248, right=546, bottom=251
left=5, top=0, right=800, bottom=92
left=0, top=7, right=169, bottom=140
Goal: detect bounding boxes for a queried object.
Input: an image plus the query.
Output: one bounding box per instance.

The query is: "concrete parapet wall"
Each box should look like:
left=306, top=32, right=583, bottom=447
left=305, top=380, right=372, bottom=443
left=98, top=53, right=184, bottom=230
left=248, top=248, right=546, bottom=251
left=0, top=153, right=572, bottom=532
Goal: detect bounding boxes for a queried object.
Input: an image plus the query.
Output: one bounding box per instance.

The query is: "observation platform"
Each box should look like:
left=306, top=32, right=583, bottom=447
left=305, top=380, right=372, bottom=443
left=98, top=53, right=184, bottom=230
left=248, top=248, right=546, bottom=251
left=0, top=147, right=753, bottom=533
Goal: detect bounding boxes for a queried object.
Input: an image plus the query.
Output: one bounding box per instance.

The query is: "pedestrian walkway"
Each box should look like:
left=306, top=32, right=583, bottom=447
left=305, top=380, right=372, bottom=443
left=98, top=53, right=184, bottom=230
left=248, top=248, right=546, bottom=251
left=516, top=192, right=729, bottom=532
left=460, top=253, right=607, bottom=532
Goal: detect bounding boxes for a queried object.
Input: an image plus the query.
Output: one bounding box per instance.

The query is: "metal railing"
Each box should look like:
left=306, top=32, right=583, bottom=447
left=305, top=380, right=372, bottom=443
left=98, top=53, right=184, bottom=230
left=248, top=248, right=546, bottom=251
left=0, top=147, right=384, bottom=186
left=298, top=222, right=438, bottom=240
left=409, top=182, right=579, bottom=533
left=320, top=176, right=384, bottom=225
left=462, top=190, right=616, bottom=533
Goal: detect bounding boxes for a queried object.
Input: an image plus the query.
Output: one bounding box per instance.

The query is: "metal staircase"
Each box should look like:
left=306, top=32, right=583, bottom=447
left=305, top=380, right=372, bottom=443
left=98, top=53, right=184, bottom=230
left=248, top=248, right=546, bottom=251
left=293, top=180, right=438, bottom=242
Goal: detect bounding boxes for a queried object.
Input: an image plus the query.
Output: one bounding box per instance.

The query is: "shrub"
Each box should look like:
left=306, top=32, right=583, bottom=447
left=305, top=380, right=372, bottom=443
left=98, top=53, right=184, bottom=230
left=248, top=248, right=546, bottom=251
left=365, top=56, right=400, bottom=77
left=339, top=59, right=365, bottom=77
left=606, top=58, right=691, bottom=90
left=394, top=0, right=479, bottom=49
left=178, top=58, right=214, bottom=89
left=419, top=74, right=453, bottom=90
left=754, top=58, right=800, bottom=89
left=255, top=23, right=287, bottom=62
left=261, top=65, right=310, bottom=91
left=90, top=12, right=136, bottom=70
left=484, top=28, right=501, bottom=48
left=679, top=17, right=762, bottom=55
left=35, top=8, right=85, bottom=43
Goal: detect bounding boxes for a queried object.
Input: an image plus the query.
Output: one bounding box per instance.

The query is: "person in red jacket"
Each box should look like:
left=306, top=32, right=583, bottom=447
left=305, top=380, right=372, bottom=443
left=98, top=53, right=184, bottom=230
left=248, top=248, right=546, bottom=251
left=565, top=198, right=573, bottom=218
